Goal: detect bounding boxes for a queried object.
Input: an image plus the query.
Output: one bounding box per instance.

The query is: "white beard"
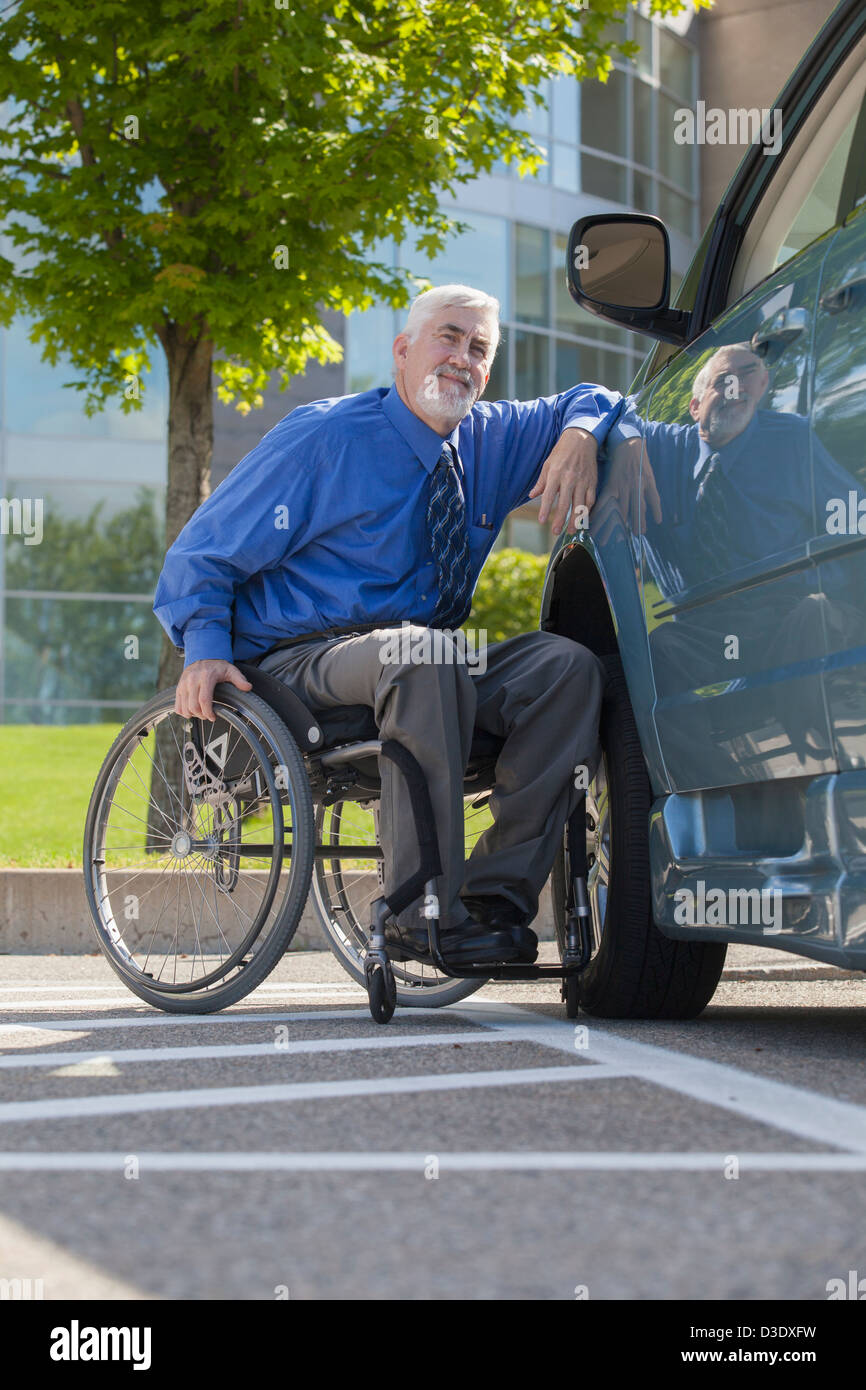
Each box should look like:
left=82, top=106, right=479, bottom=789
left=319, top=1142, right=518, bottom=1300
left=417, top=371, right=478, bottom=426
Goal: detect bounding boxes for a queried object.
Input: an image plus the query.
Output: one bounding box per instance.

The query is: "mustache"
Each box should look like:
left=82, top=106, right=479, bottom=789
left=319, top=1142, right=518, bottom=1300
left=434, top=365, right=473, bottom=387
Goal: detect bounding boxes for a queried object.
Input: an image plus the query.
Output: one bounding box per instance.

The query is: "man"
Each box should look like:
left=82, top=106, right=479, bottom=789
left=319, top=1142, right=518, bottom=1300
left=153, top=283, right=625, bottom=966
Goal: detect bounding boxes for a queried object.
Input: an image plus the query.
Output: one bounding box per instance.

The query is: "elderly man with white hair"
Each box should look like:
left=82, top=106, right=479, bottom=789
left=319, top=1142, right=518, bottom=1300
left=154, top=283, right=626, bottom=966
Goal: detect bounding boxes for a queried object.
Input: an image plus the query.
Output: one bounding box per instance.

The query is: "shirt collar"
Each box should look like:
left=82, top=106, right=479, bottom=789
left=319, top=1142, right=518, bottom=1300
left=381, top=383, right=462, bottom=474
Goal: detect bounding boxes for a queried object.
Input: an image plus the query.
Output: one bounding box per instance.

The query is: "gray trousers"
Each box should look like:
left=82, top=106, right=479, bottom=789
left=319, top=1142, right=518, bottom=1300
left=254, top=626, right=605, bottom=930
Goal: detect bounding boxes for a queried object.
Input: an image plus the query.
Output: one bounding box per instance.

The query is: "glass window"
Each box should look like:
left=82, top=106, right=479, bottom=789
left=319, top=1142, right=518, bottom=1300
left=552, top=142, right=579, bottom=193
left=517, top=82, right=550, bottom=138
left=3, top=483, right=163, bottom=594
left=581, top=68, right=627, bottom=156
left=552, top=75, right=578, bottom=143
left=515, top=224, right=550, bottom=327
left=483, top=332, right=509, bottom=403
left=555, top=339, right=581, bottom=393
left=579, top=345, right=632, bottom=395
left=6, top=433, right=166, bottom=484
left=554, top=232, right=574, bottom=334
left=633, top=79, right=653, bottom=170
left=658, top=182, right=695, bottom=239
left=659, top=28, right=693, bottom=98
left=347, top=304, right=396, bottom=393
left=1, top=697, right=138, bottom=725
left=581, top=154, right=628, bottom=205
left=657, top=91, right=692, bottom=188
left=414, top=211, right=510, bottom=315
left=632, top=13, right=654, bottom=78
left=633, top=170, right=655, bottom=215
left=773, top=105, right=861, bottom=265
left=3, top=596, right=162, bottom=709
left=3, top=319, right=168, bottom=440
left=515, top=330, right=548, bottom=399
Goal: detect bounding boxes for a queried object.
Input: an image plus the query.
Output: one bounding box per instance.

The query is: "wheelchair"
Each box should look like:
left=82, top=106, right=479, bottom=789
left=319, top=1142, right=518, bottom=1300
left=83, top=655, right=595, bottom=1022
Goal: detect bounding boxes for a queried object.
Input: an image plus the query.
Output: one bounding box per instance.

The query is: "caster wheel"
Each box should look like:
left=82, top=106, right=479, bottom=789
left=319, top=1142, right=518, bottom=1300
left=367, top=959, right=396, bottom=1024
left=563, top=974, right=580, bottom=1019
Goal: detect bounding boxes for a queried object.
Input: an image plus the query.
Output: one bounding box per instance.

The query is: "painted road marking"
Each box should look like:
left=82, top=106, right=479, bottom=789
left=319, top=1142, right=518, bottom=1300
left=0, top=1029, right=540, bottom=1070
left=0, top=1150, right=861, bottom=1173
left=0, top=1064, right=628, bottom=1124
left=477, top=1002, right=866, bottom=1154
left=4, top=996, right=866, bottom=1161
left=0, top=1007, right=443, bottom=1034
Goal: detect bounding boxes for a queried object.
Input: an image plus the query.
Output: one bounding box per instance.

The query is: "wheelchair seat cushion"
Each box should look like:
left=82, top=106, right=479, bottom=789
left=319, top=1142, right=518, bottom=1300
left=315, top=703, right=379, bottom=745
left=313, top=702, right=504, bottom=762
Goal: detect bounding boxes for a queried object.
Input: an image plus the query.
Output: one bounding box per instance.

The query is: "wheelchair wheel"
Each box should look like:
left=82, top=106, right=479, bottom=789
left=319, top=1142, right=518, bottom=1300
left=310, top=787, right=494, bottom=1007
left=83, top=684, right=314, bottom=1013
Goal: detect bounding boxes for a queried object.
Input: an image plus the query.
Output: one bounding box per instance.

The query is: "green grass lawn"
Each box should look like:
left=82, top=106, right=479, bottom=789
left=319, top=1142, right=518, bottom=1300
left=0, top=724, right=122, bottom=867
left=0, top=723, right=495, bottom=868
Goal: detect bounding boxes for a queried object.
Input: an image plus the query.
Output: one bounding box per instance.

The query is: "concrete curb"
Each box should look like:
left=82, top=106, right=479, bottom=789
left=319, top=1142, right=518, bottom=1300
left=2, top=871, right=861, bottom=982
left=0, top=869, right=556, bottom=954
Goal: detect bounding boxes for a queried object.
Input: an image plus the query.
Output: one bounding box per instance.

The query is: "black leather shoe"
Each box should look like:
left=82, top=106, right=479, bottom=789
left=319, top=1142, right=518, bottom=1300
left=383, top=916, right=520, bottom=965
left=461, top=893, right=539, bottom=962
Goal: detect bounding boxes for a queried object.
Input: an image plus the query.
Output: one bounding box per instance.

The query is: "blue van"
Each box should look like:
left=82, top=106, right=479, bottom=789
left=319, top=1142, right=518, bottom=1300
left=546, top=0, right=866, bottom=1017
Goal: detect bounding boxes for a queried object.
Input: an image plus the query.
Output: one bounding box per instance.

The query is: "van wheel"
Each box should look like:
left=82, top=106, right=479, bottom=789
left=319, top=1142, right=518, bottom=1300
left=552, top=655, right=726, bottom=1018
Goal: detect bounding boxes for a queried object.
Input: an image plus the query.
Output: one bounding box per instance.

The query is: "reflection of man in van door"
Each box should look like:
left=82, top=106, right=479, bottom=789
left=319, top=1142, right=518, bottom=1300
left=601, top=342, right=866, bottom=754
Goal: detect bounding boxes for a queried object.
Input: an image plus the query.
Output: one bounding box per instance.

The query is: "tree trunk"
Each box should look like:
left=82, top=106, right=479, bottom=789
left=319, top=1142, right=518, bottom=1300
left=147, top=324, right=214, bottom=850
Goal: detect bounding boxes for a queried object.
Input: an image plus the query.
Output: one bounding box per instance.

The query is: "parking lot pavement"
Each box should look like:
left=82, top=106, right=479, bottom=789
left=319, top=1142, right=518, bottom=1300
left=0, top=947, right=864, bottom=1301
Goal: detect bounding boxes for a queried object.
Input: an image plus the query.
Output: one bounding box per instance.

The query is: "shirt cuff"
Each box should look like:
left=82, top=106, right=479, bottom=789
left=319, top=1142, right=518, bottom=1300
left=561, top=415, right=611, bottom=444
left=605, top=419, right=643, bottom=451
left=182, top=628, right=235, bottom=667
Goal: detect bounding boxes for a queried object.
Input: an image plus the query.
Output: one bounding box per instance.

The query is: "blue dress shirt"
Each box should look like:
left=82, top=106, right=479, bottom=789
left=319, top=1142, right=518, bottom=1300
left=153, top=381, right=624, bottom=665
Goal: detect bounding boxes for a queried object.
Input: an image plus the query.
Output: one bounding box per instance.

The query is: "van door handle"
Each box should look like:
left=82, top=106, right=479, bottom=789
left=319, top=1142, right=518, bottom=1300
left=750, top=306, right=809, bottom=356
left=820, top=262, right=866, bottom=314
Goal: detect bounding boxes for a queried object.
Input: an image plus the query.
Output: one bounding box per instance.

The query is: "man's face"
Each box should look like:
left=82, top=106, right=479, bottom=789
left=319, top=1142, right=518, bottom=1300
left=392, top=306, right=497, bottom=434
left=689, top=349, right=769, bottom=446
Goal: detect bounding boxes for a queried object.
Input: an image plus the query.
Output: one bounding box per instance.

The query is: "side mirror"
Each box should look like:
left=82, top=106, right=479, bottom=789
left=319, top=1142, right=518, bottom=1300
left=567, top=213, right=690, bottom=345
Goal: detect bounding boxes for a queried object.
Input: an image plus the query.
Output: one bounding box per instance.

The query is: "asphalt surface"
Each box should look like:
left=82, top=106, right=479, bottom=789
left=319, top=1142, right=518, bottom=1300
left=1, top=945, right=865, bottom=1301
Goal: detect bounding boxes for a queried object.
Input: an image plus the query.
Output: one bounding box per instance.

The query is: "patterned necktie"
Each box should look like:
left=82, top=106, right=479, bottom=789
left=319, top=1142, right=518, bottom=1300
left=427, top=441, right=473, bottom=629
left=693, top=450, right=735, bottom=581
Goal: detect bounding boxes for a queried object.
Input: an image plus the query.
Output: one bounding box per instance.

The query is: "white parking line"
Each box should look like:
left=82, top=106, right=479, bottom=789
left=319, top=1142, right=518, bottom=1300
left=0, top=1150, right=861, bottom=1173
left=0, top=1064, right=624, bottom=1124
left=476, top=1003, right=866, bottom=1154
left=0, top=990, right=365, bottom=1011
left=0, top=1029, right=539, bottom=1069
left=0, top=1007, right=439, bottom=1034
left=0, top=982, right=365, bottom=995
left=0, top=985, right=137, bottom=993
left=5, top=994, right=866, bottom=1162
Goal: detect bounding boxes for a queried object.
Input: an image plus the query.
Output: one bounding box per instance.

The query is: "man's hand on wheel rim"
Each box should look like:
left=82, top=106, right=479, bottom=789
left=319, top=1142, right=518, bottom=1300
left=175, top=659, right=253, bottom=722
